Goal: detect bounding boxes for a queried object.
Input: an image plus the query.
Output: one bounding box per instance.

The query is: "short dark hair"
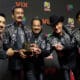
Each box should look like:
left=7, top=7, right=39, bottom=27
left=12, top=6, right=24, bottom=14
left=76, top=10, right=80, bottom=19
left=31, top=17, right=42, bottom=26
left=0, top=13, right=6, bottom=19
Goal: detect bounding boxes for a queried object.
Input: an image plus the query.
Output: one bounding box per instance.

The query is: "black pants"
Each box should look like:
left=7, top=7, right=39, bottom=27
left=64, top=69, right=70, bottom=80
left=43, top=67, right=62, bottom=80
left=33, top=65, right=44, bottom=80
left=7, top=70, right=24, bottom=80
left=23, top=61, right=36, bottom=80
left=75, top=55, right=80, bottom=80
left=0, top=59, right=8, bottom=80
left=24, top=69, right=36, bottom=80
left=34, top=69, right=43, bottom=80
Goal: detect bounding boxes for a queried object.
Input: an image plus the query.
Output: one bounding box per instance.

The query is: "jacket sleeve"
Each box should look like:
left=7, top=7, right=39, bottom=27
left=3, top=27, right=11, bottom=51
left=73, top=30, right=80, bottom=47
left=61, top=32, right=72, bottom=50
left=40, top=41, right=51, bottom=57
left=38, top=34, right=51, bottom=57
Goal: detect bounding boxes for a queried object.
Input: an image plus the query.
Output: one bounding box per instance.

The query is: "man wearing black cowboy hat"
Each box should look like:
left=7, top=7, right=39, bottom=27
left=47, top=14, right=76, bottom=80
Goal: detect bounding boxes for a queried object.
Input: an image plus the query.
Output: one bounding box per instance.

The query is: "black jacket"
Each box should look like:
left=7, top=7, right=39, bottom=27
left=0, top=33, right=7, bottom=59
left=48, top=31, right=76, bottom=70
left=30, top=32, right=51, bottom=69
left=3, top=22, right=31, bottom=70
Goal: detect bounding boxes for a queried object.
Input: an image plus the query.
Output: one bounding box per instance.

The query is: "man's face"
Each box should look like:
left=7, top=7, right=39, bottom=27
left=12, top=8, right=24, bottom=23
left=0, top=16, right=6, bottom=33
left=53, top=22, right=63, bottom=34
left=32, top=20, right=42, bottom=34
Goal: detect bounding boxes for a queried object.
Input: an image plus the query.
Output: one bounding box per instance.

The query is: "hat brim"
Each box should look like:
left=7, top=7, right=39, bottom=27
left=50, top=16, right=64, bottom=27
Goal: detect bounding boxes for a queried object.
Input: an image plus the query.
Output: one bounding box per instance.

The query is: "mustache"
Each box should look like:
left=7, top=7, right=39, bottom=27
left=0, top=26, right=4, bottom=29
left=34, top=28, right=40, bottom=30
left=18, top=16, right=23, bottom=19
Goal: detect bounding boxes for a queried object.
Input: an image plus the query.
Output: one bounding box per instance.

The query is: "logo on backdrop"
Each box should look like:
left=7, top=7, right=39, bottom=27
left=68, top=17, right=74, bottom=24
left=15, top=1, right=28, bottom=8
left=67, top=17, right=75, bottom=27
left=42, top=18, right=50, bottom=25
left=43, top=1, right=51, bottom=12
left=66, top=4, right=74, bottom=12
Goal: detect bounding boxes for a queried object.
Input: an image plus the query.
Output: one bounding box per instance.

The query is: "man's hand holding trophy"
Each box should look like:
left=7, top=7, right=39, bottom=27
left=19, top=42, right=41, bottom=59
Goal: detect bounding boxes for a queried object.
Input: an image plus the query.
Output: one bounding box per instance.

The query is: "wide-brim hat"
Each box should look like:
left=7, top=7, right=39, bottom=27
left=49, top=14, right=64, bottom=27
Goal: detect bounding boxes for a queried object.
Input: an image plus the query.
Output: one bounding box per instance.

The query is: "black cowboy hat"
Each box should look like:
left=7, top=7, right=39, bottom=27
left=49, top=14, right=64, bottom=27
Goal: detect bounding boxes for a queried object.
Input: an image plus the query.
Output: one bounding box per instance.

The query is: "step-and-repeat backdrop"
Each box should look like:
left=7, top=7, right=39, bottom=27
left=0, top=0, right=80, bottom=80
left=0, top=0, right=80, bottom=33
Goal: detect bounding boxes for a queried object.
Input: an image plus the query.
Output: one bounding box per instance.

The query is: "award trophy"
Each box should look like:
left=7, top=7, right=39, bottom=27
left=23, top=42, right=32, bottom=55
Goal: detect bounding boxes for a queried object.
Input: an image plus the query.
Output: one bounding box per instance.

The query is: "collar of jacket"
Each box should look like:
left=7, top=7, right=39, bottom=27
left=32, top=29, right=43, bottom=38
left=13, top=22, right=25, bottom=28
left=52, top=30, right=65, bottom=38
